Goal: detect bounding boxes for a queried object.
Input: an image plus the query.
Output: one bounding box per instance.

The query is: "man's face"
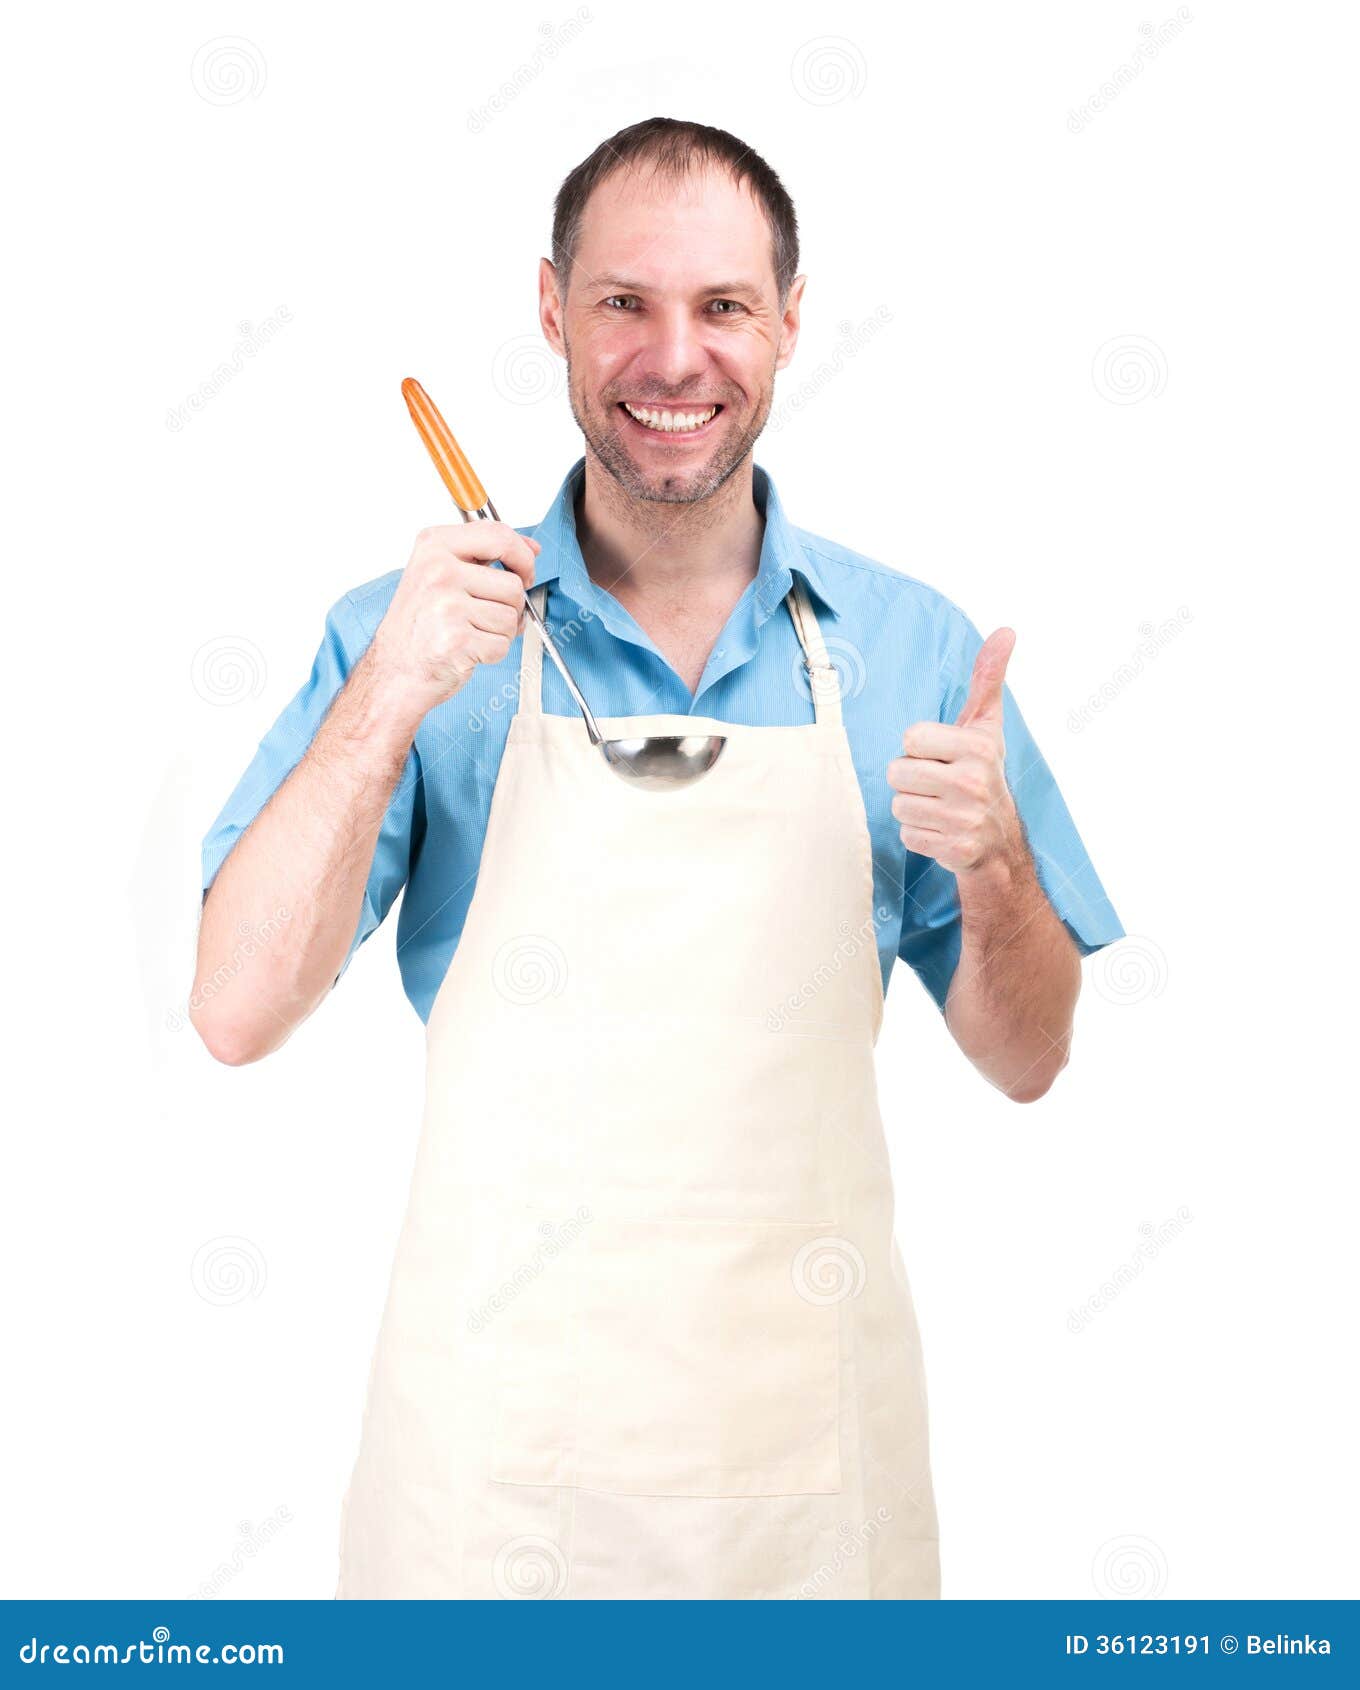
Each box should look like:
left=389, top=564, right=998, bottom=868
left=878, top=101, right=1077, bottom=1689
left=540, top=164, right=803, bottom=505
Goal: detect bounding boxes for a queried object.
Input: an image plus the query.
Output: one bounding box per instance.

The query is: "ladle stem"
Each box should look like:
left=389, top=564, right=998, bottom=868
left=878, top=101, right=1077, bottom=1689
left=461, top=502, right=606, bottom=746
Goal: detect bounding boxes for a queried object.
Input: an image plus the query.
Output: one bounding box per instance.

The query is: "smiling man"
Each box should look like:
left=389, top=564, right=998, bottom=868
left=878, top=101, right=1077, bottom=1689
left=195, top=118, right=1124, bottom=1600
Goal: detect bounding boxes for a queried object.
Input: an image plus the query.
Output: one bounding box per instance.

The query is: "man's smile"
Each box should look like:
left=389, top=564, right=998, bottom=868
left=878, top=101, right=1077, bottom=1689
left=617, top=400, right=725, bottom=438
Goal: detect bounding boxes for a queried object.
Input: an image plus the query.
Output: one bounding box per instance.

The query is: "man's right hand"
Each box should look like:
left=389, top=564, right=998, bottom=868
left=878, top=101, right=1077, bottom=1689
left=191, top=521, right=540, bottom=1065
left=368, top=523, right=541, bottom=720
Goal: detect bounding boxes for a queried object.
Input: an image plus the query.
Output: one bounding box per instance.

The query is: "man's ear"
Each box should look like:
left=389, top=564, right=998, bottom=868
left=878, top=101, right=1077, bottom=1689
left=776, top=274, right=807, bottom=373
left=539, top=257, right=567, bottom=358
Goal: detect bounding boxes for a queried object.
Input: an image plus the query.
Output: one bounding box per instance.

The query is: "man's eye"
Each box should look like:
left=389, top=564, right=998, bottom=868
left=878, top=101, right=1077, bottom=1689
left=603, top=296, right=637, bottom=310
left=709, top=299, right=744, bottom=314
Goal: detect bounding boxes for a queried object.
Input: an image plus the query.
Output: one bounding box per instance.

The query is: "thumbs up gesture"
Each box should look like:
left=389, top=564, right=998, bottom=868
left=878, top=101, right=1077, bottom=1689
left=887, top=628, right=1021, bottom=877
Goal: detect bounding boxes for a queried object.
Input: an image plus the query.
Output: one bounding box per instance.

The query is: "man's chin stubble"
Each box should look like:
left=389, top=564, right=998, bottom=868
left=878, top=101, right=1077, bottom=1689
left=574, top=402, right=769, bottom=507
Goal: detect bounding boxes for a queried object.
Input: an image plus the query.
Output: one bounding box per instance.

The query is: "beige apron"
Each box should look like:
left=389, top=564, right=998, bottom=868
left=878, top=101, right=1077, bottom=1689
left=336, top=580, right=939, bottom=1599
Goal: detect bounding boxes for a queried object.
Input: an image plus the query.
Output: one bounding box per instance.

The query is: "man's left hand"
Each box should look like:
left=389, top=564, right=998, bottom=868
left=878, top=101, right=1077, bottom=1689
left=887, top=628, right=1022, bottom=877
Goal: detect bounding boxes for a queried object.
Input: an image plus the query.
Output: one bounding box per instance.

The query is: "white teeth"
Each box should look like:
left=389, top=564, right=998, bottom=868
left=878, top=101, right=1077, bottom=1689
left=623, top=403, right=717, bottom=433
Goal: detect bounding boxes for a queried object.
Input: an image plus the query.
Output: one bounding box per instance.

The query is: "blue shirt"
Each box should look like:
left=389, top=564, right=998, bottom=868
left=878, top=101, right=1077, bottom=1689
left=202, top=459, right=1124, bottom=1021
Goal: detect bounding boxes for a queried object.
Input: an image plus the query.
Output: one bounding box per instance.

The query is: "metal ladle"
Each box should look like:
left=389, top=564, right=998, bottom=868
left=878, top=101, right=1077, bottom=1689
left=402, top=378, right=726, bottom=793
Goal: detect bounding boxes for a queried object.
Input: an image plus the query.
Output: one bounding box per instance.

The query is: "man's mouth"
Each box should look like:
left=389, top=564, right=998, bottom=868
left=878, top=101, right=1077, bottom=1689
left=618, top=401, right=723, bottom=437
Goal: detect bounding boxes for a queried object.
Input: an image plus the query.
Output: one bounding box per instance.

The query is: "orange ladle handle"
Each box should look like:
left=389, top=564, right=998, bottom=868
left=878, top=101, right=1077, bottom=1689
left=400, top=376, right=611, bottom=748
left=401, top=377, right=488, bottom=513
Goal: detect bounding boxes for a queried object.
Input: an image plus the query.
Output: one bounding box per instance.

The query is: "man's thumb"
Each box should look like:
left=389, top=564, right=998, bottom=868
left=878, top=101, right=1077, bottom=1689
left=954, top=628, right=1016, bottom=728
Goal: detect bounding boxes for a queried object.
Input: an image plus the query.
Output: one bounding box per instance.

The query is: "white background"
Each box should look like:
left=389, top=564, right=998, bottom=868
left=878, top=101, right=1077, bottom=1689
left=3, top=0, right=1356, bottom=1601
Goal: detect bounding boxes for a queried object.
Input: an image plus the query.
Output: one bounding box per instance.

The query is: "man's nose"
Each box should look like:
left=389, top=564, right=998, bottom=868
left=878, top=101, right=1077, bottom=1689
left=637, top=305, right=710, bottom=389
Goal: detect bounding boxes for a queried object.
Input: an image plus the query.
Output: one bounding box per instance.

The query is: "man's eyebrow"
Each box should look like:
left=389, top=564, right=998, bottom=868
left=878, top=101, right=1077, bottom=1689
left=702, top=280, right=767, bottom=302
left=589, top=274, right=767, bottom=303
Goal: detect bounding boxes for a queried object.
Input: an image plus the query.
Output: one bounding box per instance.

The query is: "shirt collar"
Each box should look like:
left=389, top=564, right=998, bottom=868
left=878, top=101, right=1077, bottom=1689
left=526, top=458, right=840, bottom=626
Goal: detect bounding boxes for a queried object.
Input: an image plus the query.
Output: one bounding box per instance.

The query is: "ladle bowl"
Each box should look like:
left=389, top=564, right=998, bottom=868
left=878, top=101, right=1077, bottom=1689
left=402, top=377, right=727, bottom=794
left=601, top=734, right=727, bottom=792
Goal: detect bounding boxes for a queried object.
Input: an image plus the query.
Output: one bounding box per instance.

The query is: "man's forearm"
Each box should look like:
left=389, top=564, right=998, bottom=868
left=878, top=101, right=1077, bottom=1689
left=191, top=646, right=424, bottom=1065
left=943, top=831, right=1082, bottom=1102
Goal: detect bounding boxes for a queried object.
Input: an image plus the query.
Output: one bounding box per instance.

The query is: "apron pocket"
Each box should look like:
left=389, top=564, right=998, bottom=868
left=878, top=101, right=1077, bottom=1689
left=490, top=1214, right=843, bottom=1498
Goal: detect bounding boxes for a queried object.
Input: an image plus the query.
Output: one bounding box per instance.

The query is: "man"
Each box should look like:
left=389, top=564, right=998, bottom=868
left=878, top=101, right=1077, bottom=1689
left=195, top=118, right=1123, bottom=1600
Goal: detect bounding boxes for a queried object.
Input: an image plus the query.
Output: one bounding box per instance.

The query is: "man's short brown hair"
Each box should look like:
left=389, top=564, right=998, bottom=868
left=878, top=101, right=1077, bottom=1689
left=551, top=117, right=800, bottom=304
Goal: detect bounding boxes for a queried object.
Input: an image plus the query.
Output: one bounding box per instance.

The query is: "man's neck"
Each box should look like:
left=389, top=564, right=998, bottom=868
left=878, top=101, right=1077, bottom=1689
left=574, top=452, right=764, bottom=611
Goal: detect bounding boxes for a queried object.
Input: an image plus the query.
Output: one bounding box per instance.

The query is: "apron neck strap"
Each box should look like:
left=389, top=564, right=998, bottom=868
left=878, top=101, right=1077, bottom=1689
left=787, top=576, right=842, bottom=726
left=516, top=584, right=549, bottom=718
left=514, top=577, right=840, bottom=725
